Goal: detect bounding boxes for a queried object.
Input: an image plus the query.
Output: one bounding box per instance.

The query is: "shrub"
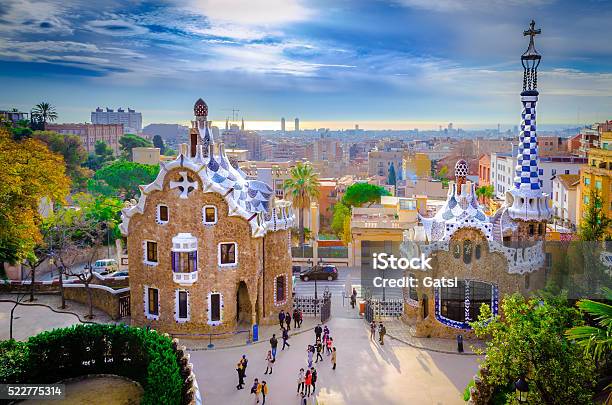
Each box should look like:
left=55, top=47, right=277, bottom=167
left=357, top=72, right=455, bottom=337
left=1, top=324, right=183, bottom=405
left=0, top=340, right=29, bottom=383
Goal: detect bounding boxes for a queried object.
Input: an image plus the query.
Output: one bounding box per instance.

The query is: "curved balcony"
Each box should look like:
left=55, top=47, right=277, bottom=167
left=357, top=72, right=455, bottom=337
left=172, top=233, right=198, bottom=286
left=173, top=271, right=198, bottom=285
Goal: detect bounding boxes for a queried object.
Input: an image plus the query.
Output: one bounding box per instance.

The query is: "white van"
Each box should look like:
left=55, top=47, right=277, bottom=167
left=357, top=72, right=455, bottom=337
left=92, top=259, right=118, bottom=275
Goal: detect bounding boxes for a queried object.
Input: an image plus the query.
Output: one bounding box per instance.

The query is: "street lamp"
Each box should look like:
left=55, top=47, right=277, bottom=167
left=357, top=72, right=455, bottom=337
left=515, top=376, right=529, bottom=403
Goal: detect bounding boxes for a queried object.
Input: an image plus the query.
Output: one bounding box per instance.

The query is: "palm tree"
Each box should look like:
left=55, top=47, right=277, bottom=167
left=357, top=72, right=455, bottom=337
left=476, top=185, right=494, bottom=204
left=32, top=102, right=58, bottom=125
left=283, top=162, right=320, bottom=246
left=566, top=288, right=612, bottom=363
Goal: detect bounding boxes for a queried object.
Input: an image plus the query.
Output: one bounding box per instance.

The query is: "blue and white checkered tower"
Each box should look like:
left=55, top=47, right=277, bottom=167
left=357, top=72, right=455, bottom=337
left=506, top=20, right=551, bottom=222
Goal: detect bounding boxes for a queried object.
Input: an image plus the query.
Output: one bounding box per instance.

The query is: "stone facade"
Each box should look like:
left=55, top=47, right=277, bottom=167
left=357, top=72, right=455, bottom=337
left=405, top=228, right=545, bottom=339
left=122, top=99, right=294, bottom=336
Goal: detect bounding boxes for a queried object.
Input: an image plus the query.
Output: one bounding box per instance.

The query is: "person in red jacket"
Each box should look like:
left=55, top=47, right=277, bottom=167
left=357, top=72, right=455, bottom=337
left=304, top=369, right=313, bottom=397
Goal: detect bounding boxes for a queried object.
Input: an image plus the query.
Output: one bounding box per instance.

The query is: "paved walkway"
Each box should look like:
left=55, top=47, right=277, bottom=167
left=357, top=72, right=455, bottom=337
left=384, top=320, right=485, bottom=355
left=189, top=300, right=480, bottom=405
left=0, top=293, right=124, bottom=341
left=180, top=316, right=319, bottom=350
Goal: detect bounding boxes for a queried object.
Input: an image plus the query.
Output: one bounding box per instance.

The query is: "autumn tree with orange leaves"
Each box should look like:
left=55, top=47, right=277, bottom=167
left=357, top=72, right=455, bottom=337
left=0, top=127, right=70, bottom=277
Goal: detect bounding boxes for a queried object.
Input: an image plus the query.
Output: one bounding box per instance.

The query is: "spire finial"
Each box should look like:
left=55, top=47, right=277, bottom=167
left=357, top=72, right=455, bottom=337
left=521, top=20, right=542, bottom=92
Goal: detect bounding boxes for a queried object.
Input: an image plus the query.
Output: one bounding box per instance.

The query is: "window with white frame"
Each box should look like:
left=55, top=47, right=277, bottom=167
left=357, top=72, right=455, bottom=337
left=144, top=241, right=158, bottom=265
left=274, top=274, right=287, bottom=305
left=157, top=204, right=169, bottom=224
left=202, top=205, right=217, bottom=225
left=208, top=292, right=222, bottom=325
left=175, top=290, right=189, bottom=322
left=145, top=286, right=159, bottom=319
left=219, top=242, right=237, bottom=266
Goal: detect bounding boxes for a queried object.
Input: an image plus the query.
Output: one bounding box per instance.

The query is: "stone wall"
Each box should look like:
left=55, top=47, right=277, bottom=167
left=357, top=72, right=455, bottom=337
left=128, top=167, right=293, bottom=336
left=64, top=285, right=129, bottom=320
left=405, top=227, right=546, bottom=339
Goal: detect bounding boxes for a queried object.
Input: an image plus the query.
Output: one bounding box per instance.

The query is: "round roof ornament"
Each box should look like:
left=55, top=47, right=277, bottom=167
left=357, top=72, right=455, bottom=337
left=194, top=98, right=208, bottom=117
left=455, top=159, right=468, bottom=178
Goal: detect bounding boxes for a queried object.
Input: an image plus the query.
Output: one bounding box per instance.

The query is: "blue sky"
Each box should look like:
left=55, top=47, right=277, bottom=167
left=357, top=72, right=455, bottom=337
left=1, top=0, right=612, bottom=129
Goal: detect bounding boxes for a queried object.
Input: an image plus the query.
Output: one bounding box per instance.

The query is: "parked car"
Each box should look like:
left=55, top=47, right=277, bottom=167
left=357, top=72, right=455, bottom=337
left=299, top=264, right=338, bottom=281
left=92, top=259, right=118, bottom=275
left=108, top=270, right=129, bottom=278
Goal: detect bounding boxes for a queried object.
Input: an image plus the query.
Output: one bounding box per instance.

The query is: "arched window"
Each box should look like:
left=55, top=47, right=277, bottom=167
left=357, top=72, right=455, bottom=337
left=529, top=223, right=535, bottom=236
left=463, top=240, right=472, bottom=264
left=408, top=273, right=418, bottom=302
left=437, top=280, right=496, bottom=329
left=452, top=243, right=461, bottom=259
left=475, top=244, right=481, bottom=260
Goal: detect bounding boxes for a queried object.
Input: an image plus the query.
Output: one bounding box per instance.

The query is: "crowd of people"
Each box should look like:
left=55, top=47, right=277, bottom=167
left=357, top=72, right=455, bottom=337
left=235, top=308, right=338, bottom=404
left=297, top=323, right=337, bottom=403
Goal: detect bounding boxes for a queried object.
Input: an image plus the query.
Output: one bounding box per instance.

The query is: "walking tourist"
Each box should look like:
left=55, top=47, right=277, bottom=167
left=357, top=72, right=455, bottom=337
left=370, top=321, right=376, bottom=340
left=298, top=309, right=303, bottom=327
left=264, top=350, right=274, bottom=374
left=307, top=345, right=314, bottom=368
left=315, top=341, right=323, bottom=363
left=314, top=324, right=322, bottom=341
left=279, top=311, right=285, bottom=329
left=379, top=322, right=386, bottom=345
left=236, top=360, right=245, bottom=390
left=270, top=334, right=278, bottom=359
left=285, top=311, right=292, bottom=331
left=261, top=380, right=268, bottom=404
left=297, top=368, right=305, bottom=395
left=311, top=367, right=318, bottom=393
left=241, top=354, right=248, bottom=377
left=282, top=327, right=291, bottom=350
left=250, top=378, right=261, bottom=403
left=326, top=336, right=333, bottom=355
left=331, top=347, right=337, bottom=370
left=293, top=308, right=300, bottom=328
left=304, top=369, right=312, bottom=396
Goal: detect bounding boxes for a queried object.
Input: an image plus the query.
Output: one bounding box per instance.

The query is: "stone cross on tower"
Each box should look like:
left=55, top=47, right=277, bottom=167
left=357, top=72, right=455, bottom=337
left=170, top=171, right=198, bottom=199
left=523, top=20, right=541, bottom=43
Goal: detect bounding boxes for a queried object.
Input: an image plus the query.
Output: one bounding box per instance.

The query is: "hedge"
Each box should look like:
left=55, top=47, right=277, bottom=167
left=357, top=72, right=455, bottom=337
left=1, top=324, right=183, bottom=405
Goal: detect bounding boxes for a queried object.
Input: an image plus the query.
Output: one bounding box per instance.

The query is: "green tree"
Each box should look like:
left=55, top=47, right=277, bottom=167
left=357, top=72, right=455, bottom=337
left=119, top=133, right=153, bottom=161
left=32, top=131, right=90, bottom=189
left=283, top=162, right=320, bottom=246
left=566, top=288, right=612, bottom=363
left=476, top=185, right=495, bottom=204
left=8, top=120, right=33, bottom=141
left=342, top=182, right=390, bottom=208
left=152, top=135, right=165, bottom=154
left=87, top=160, right=158, bottom=199
left=471, top=293, right=596, bottom=405
left=331, top=202, right=350, bottom=237
left=74, top=193, right=123, bottom=242
left=31, top=102, right=57, bottom=125
left=84, top=140, right=115, bottom=171
left=579, top=188, right=612, bottom=241
left=388, top=162, right=397, bottom=191
left=164, top=147, right=177, bottom=156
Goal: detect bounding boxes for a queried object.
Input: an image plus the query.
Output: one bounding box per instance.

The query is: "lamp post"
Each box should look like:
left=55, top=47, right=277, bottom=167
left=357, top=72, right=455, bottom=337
left=515, top=376, right=529, bottom=403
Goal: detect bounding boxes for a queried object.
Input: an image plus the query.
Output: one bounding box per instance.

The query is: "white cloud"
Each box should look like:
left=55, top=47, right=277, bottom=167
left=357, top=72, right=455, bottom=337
left=183, top=0, right=313, bottom=25
left=0, top=0, right=73, bottom=35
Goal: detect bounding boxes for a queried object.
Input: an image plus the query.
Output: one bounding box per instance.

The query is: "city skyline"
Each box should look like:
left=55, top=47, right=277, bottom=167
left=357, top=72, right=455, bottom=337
left=1, top=0, right=612, bottom=127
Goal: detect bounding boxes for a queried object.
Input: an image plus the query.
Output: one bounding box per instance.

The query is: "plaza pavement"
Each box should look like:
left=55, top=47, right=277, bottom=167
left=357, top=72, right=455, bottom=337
left=189, top=299, right=481, bottom=405
left=0, top=293, right=120, bottom=341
